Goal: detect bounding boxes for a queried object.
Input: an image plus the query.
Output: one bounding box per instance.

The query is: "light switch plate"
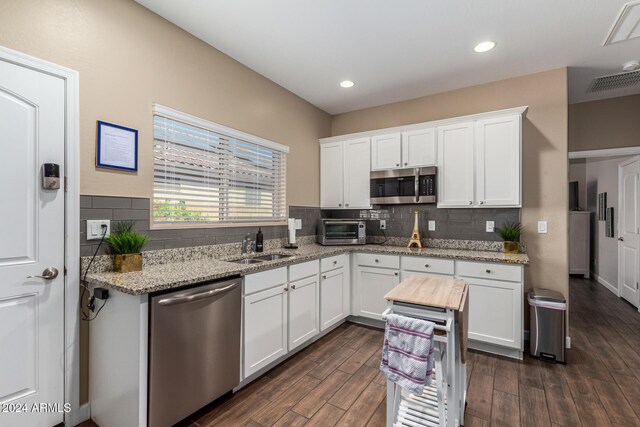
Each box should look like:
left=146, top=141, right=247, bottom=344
left=379, top=220, right=386, bottom=230
left=294, top=218, right=302, bottom=230
left=87, top=220, right=110, bottom=240
left=428, top=220, right=436, bottom=231
left=538, top=221, right=548, bottom=234
left=486, top=221, right=495, bottom=233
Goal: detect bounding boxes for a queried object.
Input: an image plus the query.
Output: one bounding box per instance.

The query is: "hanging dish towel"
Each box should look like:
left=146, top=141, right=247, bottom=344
left=380, top=313, right=435, bottom=394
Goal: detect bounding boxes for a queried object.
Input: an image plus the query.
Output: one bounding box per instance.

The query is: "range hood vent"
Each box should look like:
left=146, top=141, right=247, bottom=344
left=587, top=70, right=640, bottom=93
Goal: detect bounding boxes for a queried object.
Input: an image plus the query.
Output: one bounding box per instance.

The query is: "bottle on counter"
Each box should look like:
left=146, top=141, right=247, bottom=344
left=256, top=227, right=263, bottom=252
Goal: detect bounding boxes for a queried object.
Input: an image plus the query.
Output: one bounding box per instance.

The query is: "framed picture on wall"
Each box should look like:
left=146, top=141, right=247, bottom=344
left=96, top=120, right=138, bottom=172
left=598, top=192, right=607, bottom=221
left=606, top=207, right=614, bottom=237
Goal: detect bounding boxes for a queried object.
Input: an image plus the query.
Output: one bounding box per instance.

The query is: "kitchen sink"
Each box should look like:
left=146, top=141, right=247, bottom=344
left=254, top=253, right=294, bottom=261
left=227, top=258, right=264, bottom=265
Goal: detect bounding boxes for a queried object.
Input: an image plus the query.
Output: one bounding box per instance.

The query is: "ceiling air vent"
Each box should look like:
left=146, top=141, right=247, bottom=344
left=604, top=0, right=640, bottom=45
left=587, top=70, right=640, bottom=93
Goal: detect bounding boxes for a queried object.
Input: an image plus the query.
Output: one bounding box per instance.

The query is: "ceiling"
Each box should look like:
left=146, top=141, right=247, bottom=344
left=136, top=0, right=640, bottom=114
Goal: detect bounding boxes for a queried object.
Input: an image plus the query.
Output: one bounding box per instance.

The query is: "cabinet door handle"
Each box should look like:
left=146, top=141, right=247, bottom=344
left=485, top=269, right=491, bottom=274
left=322, top=275, right=327, bottom=279
left=291, top=284, right=296, bottom=290
left=396, top=163, right=400, bottom=167
left=284, top=287, right=288, bottom=291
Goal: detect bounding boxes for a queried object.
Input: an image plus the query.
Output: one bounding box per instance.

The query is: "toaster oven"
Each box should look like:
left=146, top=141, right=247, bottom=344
left=318, top=219, right=366, bottom=245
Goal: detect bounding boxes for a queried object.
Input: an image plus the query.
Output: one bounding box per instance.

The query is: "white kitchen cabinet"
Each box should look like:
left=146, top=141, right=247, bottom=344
left=320, top=138, right=370, bottom=209
left=320, top=255, right=350, bottom=331
left=288, top=274, right=319, bottom=351
left=475, top=115, right=521, bottom=206
left=400, top=256, right=454, bottom=281
left=320, top=141, right=344, bottom=208
left=401, top=128, right=436, bottom=168
left=243, top=273, right=288, bottom=378
left=371, top=133, right=402, bottom=170
left=355, top=265, right=400, bottom=320
left=456, top=260, right=523, bottom=359
left=437, top=122, right=475, bottom=207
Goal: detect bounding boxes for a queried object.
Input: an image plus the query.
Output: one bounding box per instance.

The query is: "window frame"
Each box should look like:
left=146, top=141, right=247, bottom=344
left=151, top=104, right=289, bottom=229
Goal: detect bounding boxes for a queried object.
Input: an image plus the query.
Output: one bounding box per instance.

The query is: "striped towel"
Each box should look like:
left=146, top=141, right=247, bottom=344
left=380, top=313, right=435, bottom=394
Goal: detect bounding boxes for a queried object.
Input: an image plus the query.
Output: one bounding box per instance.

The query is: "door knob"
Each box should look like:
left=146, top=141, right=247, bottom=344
left=27, top=267, right=59, bottom=280
left=618, top=237, right=624, bottom=242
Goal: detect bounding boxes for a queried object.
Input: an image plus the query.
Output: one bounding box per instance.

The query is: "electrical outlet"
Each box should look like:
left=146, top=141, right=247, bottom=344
left=486, top=221, right=495, bottom=233
left=428, top=220, right=436, bottom=231
left=538, top=221, right=548, bottom=234
left=379, top=220, right=386, bottom=230
left=294, top=219, right=302, bottom=230
left=87, top=220, right=110, bottom=240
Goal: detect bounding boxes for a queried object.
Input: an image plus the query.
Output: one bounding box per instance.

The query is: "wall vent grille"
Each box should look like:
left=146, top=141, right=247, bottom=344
left=587, top=70, right=640, bottom=93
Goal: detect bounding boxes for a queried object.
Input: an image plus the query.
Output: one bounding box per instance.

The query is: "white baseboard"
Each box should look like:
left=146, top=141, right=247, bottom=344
left=73, top=402, right=90, bottom=426
left=591, top=272, right=619, bottom=296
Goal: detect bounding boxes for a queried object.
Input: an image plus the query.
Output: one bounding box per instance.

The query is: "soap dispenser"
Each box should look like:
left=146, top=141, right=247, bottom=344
left=256, top=227, right=264, bottom=252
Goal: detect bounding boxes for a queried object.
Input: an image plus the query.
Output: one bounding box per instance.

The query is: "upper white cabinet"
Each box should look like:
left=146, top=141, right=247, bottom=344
left=437, top=122, right=475, bottom=207
left=320, top=138, right=370, bottom=209
left=371, top=129, right=437, bottom=170
left=475, top=115, right=521, bottom=207
left=401, top=128, right=437, bottom=168
left=438, top=114, right=522, bottom=208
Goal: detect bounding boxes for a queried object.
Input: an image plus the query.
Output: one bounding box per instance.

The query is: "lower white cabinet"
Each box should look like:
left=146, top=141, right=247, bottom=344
left=243, top=271, right=288, bottom=378
left=288, top=274, right=319, bottom=351
left=320, top=255, right=350, bottom=331
left=355, top=265, right=399, bottom=320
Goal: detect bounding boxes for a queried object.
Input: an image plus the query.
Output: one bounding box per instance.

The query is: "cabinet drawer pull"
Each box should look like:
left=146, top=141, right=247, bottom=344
left=394, top=272, right=399, bottom=276
left=485, top=269, right=491, bottom=274
left=333, top=260, right=337, bottom=265
left=404, top=162, right=408, bottom=166
left=291, top=284, right=296, bottom=290
left=396, top=163, right=400, bottom=167
left=468, top=201, right=473, bottom=205
left=479, top=201, right=484, bottom=205
left=322, top=275, right=327, bottom=279
left=346, top=203, right=349, bottom=207
left=375, top=259, right=380, bottom=263
left=338, top=203, right=342, bottom=207
left=284, top=287, right=288, bottom=291
left=424, top=264, right=430, bottom=268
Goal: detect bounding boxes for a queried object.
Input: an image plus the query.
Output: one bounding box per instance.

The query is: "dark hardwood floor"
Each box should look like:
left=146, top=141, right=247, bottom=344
left=79, top=277, right=640, bottom=426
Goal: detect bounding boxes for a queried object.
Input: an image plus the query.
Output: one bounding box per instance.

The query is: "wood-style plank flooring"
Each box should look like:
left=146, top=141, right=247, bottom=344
left=80, top=277, right=640, bottom=426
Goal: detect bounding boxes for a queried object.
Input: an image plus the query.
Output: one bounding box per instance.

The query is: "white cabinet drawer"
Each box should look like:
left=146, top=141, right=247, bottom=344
left=356, top=253, right=400, bottom=269
left=289, top=260, right=319, bottom=282
left=402, top=256, right=454, bottom=275
left=244, top=267, right=287, bottom=295
left=457, top=261, right=521, bottom=283
left=321, top=255, right=346, bottom=272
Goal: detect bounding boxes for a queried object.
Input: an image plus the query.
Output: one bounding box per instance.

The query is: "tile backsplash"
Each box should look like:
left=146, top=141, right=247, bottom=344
left=323, top=204, right=520, bottom=242
left=80, top=196, right=321, bottom=256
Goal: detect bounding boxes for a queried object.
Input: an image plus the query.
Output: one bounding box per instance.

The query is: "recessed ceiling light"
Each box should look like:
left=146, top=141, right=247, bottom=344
left=340, top=80, right=355, bottom=88
left=473, top=41, right=496, bottom=53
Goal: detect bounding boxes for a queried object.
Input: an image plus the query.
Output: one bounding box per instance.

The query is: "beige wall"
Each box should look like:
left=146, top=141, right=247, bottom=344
left=333, top=69, right=570, bottom=311
left=0, top=0, right=331, bottom=207
left=569, top=94, right=640, bottom=152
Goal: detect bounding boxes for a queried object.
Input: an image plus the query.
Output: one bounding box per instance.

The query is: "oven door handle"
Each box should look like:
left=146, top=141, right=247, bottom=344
left=324, top=221, right=361, bottom=225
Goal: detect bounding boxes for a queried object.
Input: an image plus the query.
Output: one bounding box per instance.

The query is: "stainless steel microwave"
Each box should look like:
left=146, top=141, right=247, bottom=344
left=370, top=166, right=436, bottom=204
left=318, top=219, right=366, bottom=245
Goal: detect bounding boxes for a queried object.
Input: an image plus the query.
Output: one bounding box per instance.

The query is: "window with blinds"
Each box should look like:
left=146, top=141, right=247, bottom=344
left=152, top=106, right=288, bottom=226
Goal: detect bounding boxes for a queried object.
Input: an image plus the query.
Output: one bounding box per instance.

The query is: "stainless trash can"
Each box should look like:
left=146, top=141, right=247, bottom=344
left=528, top=288, right=566, bottom=363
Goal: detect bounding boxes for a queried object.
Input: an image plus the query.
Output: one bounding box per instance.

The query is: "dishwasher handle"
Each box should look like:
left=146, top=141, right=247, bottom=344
left=158, top=281, right=239, bottom=306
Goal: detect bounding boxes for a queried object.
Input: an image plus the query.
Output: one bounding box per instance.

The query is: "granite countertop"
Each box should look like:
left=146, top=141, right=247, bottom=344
left=84, top=243, right=529, bottom=296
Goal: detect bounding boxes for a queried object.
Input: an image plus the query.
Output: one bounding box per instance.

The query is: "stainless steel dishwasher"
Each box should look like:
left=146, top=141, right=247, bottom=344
left=148, top=278, right=241, bottom=427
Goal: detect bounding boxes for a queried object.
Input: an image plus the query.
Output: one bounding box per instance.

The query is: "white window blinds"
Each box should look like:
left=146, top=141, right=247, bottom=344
left=153, top=106, right=287, bottom=225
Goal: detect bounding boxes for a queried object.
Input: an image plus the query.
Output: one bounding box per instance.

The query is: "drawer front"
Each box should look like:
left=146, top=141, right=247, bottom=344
left=244, top=267, right=287, bottom=295
left=402, top=256, right=454, bottom=275
left=457, top=261, right=521, bottom=282
left=356, top=253, right=400, bottom=269
left=321, top=255, right=346, bottom=272
left=289, top=260, right=319, bottom=282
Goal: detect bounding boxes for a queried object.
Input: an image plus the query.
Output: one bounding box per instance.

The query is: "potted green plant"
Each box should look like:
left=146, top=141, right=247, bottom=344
left=106, top=221, right=148, bottom=273
left=495, top=221, right=522, bottom=254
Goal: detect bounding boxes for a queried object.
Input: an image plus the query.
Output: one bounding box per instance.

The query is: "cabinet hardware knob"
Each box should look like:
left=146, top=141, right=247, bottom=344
left=284, top=287, right=288, bottom=291
left=618, top=237, right=624, bottom=242
left=338, top=203, right=342, bottom=207
left=404, top=162, right=408, bottom=166
left=479, top=201, right=484, bottom=205
left=322, top=275, right=327, bottom=279
left=485, top=269, right=491, bottom=274
left=394, top=272, right=399, bottom=276
left=333, top=261, right=337, bottom=265
left=424, top=264, right=430, bottom=268
left=346, top=204, right=349, bottom=207
left=375, top=259, right=379, bottom=263
left=291, top=284, right=296, bottom=290
left=468, top=201, right=473, bottom=205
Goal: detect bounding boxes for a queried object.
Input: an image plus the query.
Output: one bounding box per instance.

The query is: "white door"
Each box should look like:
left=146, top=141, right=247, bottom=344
left=356, top=267, right=399, bottom=320
left=288, top=275, right=319, bottom=351
left=437, top=122, right=475, bottom=207
left=618, top=157, right=640, bottom=307
left=475, top=115, right=521, bottom=207
left=371, top=133, right=402, bottom=170
left=320, top=142, right=344, bottom=208
left=320, top=268, right=347, bottom=331
left=243, top=286, right=288, bottom=377
left=401, top=128, right=436, bottom=167
left=343, top=138, right=371, bottom=209
left=0, top=59, right=65, bottom=426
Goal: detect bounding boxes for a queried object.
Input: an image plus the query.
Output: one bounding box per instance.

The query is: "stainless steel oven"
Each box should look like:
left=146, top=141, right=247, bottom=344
left=370, top=166, right=436, bottom=204
left=318, top=219, right=366, bottom=245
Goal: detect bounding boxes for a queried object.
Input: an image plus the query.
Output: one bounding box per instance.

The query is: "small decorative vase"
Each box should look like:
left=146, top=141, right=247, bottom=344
left=503, top=241, right=518, bottom=254
left=114, top=253, right=142, bottom=273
